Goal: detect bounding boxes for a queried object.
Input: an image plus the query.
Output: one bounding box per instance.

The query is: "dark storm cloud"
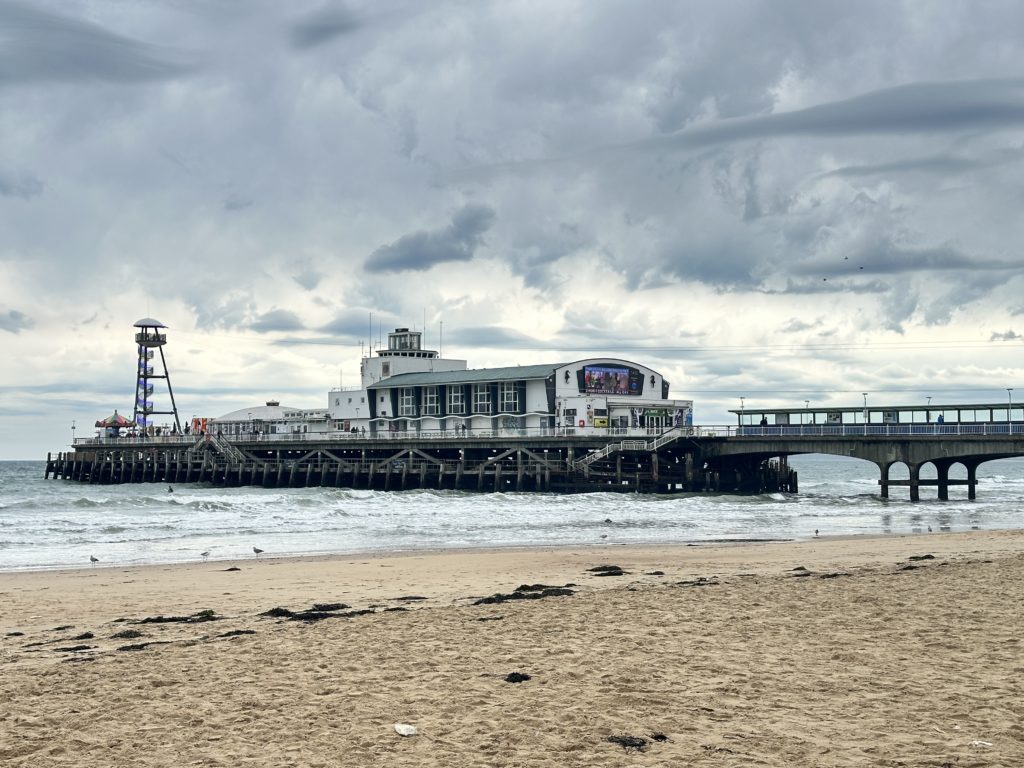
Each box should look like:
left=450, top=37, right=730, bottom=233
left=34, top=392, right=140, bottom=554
left=318, top=310, right=396, bottom=338
left=641, top=79, right=1024, bottom=154
left=445, top=326, right=544, bottom=350
left=364, top=204, right=496, bottom=273
left=989, top=330, right=1021, bottom=341
left=289, top=3, right=361, bottom=49
left=223, top=193, right=254, bottom=212
left=459, top=79, right=1024, bottom=181
left=0, top=309, right=33, bottom=333
left=0, top=1, right=195, bottom=85
left=0, top=169, right=43, bottom=198
left=292, top=266, right=324, bottom=291
left=249, top=309, right=305, bottom=334
left=761, top=279, right=890, bottom=295
left=820, top=154, right=996, bottom=178
left=811, top=244, right=1016, bottom=278
left=185, top=293, right=255, bottom=331
left=781, top=318, right=821, bottom=333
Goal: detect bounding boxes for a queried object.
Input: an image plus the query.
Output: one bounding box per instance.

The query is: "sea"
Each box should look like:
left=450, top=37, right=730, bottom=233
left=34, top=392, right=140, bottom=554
left=2, top=455, right=1023, bottom=571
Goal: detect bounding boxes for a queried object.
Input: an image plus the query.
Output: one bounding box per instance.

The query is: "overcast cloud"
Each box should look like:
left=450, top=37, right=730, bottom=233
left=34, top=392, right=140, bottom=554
left=2, top=0, right=1024, bottom=458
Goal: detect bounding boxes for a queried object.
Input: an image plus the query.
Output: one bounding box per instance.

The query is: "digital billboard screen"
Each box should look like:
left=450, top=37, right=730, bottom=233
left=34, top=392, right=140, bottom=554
left=578, top=365, right=644, bottom=396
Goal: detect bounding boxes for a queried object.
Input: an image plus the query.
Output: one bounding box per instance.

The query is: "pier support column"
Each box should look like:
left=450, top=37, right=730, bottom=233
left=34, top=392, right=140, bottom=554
left=878, top=462, right=889, bottom=498
left=966, top=461, right=979, bottom=500
left=934, top=460, right=950, bottom=501
left=909, top=462, right=920, bottom=502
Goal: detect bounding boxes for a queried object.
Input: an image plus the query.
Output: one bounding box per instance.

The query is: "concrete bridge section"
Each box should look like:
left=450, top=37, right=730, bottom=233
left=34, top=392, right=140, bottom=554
left=704, top=433, right=1024, bottom=501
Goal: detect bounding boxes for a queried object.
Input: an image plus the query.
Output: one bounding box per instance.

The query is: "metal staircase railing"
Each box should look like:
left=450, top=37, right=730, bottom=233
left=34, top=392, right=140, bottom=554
left=186, top=433, right=247, bottom=463
left=572, top=428, right=687, bottom=470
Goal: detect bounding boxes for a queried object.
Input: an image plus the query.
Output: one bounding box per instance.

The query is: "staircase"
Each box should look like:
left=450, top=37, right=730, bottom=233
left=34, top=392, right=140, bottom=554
left=572, top=428, right=687, bottom=470
left=188, top=433, right=248, bottom=463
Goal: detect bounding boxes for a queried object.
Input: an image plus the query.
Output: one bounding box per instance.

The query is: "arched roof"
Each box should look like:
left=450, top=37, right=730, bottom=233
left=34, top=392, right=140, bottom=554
left=133, top=317, right=167, bottom=328
left=214, top=404, right=302, bottom=422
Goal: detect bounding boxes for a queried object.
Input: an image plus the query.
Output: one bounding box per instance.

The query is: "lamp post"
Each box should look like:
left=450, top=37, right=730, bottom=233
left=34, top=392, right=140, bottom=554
left=862, top=392, right=868, bottom=433
left=739, top=396, right=745, bottom=430
left=71, top=419, right=76, bottom=445
left=1008, top=388, right=1014, bottom=428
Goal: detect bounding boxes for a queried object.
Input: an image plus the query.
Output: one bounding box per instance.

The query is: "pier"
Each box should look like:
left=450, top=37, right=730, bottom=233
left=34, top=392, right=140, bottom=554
left=46, top=429, right=797, bottom=495
left=46, top=418, right=1024, bottom=499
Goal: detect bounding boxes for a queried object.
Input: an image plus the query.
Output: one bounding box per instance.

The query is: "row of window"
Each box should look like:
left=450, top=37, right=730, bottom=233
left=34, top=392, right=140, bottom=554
left=398, top=384, right=519, bottom=417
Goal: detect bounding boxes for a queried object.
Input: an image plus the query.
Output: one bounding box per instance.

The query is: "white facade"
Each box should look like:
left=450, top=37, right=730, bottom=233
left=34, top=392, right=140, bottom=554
left=551, top=359, right=692, bottom=431
left=213, top=329, right=694, bottom=437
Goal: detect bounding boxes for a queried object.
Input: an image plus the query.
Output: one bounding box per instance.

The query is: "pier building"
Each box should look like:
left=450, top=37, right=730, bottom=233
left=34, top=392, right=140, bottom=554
left=323, top=327, right=693, bottom=436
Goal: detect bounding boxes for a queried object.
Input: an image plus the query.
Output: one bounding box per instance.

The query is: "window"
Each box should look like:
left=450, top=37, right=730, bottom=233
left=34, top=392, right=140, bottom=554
left=499, top=382, right=518, bottom=412
left=447, top=386, right=465, bottom=414
left=472, top=383, right=491, bottom=413
left=399, top=387, right=417, bottom=417
left=422, top=386, right=439, bottom=415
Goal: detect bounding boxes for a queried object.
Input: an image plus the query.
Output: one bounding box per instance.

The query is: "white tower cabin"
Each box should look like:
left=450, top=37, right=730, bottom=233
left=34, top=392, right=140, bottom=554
left=359, top=327, right=467, bottom=388
left=133, top=317, right=182, bottom=433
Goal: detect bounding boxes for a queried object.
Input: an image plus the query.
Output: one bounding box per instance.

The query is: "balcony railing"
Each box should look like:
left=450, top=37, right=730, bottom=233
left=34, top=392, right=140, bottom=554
left=135, top=332, right=166, bottom=346
left=70, top=421, right=1024, bottom=448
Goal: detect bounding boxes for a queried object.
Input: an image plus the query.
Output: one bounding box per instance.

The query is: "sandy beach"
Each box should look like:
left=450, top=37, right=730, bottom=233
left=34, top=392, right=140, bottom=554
left=2, top=531, right=1023, bottom=767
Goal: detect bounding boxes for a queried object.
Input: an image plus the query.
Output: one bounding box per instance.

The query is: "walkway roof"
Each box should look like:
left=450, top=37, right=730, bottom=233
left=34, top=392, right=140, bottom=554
left=729, top=402, right=1018, bottom=415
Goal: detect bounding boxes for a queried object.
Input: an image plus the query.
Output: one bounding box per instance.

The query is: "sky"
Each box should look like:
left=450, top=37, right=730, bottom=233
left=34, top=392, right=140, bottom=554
left=2, top=0, right=1024, bottom=459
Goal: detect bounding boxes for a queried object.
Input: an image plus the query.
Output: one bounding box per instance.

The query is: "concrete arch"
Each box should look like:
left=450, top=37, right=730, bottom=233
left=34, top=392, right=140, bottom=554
left=879, top=460, right=919, bottom=501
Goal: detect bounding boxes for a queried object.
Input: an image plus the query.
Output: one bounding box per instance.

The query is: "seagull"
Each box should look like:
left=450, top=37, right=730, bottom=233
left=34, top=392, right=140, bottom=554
left=814, top=529, right=819, bottom=537
left=201, top=551, right=210, bottom=562
left=253, top=547, right=264, bottom=558
left=89, top=555, right=99, bottom=565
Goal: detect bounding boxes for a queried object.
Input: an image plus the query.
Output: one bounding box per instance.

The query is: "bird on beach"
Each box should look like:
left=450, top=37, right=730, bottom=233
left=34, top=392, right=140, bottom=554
left=89, top=555, right=99, bottom=565
left=814, top=529, right=819, bottom=537
left=201, top=551, right=210, bottom=562
left=253, top=547, right=264, bottom=558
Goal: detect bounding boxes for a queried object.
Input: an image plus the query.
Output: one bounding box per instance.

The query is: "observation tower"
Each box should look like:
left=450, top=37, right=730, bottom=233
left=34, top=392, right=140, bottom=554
left=132, top=318, right=182, bottom=433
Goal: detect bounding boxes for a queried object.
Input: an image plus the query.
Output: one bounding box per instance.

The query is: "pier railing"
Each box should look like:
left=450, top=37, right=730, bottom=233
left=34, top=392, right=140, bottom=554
left=71, top=421, right=1024, bottom=448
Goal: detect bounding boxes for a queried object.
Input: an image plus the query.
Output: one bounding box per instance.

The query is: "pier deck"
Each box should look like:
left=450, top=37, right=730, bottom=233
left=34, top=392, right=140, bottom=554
left=47, top=423, right=1024, bottom=499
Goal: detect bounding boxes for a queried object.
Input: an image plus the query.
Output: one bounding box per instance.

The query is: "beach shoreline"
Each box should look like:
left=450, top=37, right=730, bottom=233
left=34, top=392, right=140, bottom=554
left=3, top=529, right=1023, bottom=766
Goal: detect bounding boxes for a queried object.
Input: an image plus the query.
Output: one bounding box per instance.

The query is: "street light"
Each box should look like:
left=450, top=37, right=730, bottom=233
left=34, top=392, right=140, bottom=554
left=71, top=419, right=76, bottom=445
left=739, top=396, right=745, bottom=428
left=1008, top=388, right=1014, bottom=427
left=862, top=393, right=868, bottom=431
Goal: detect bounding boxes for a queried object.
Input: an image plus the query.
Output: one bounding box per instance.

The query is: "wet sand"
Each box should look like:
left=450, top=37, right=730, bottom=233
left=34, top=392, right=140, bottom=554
left=2, top=530, right=1022, bottom=766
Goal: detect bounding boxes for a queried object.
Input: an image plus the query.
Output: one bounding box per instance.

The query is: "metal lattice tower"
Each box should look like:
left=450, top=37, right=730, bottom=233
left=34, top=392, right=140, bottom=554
left=132, top=318, right=182, bottom=433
